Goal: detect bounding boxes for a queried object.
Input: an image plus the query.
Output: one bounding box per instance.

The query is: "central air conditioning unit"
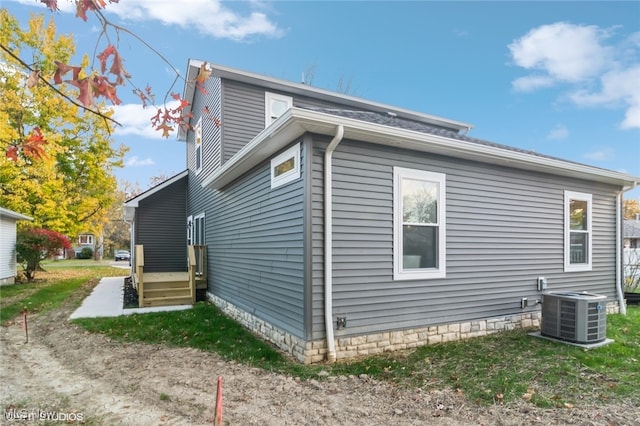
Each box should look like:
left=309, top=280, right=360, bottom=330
left=541, top=292, right=607, bottom=344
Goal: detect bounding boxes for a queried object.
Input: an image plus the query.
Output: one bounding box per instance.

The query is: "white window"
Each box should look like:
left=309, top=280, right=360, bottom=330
left=393, top=167, right=446, bottom=280
left=564, top=191, right=592, bottom=272
left=187, top=213, right=205, bottom=245
left=265, top=92, right=292, bottom=126
left=194, top=117, right=202, bottom=174
left=78, top=234, right=94, bottom=245
left=271, top=143, right=300, bottom=189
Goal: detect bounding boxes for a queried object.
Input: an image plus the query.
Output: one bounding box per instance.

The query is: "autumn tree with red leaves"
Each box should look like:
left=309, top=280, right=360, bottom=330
left=1, top=0, right=213, bottom=159
left=16, top=227, right=72, bottom=282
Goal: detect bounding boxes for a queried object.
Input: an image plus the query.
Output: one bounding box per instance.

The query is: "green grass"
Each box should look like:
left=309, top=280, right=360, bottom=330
left=75, top=300, right=640, bottom=408
left=3, top=265, right=638, bottom=408
left=0, top=264, right=128, bottom=324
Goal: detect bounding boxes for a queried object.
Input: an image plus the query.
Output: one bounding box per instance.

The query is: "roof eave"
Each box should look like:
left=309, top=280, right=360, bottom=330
left=177, top=59, right=205, bottom=141
left=0, top=207, right=33, bottom=221
left=181, top=59, right=473, bottom=136
left=124, top=170, right=188, bottom=207
left=203, top=107, right=640, bottom=190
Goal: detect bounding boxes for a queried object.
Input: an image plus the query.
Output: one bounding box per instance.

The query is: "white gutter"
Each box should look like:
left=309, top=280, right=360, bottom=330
left=324, top=124, right=344, bottom=363
left=203, top=108, right=639, bottom=190
left=617, top=182, right=638, bottom=315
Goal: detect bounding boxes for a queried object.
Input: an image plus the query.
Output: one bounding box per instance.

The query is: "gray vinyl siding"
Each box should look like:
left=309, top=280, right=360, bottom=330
left=189, top=77, right=222, bottom=182
left=207, top=141, right=307, bottom=338
left=311, top=137, right=619, bottom=339
left=220, top=79, right=356, bottom=162
left=221, top=80, right=264, bottom=163
left=135, top=177, right=188, bottom=272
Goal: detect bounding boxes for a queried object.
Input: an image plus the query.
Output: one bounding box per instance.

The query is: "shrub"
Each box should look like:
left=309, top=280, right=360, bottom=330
left=77, top=247, right=94, bottom=259
left=16, top=227, right=71, bottom=282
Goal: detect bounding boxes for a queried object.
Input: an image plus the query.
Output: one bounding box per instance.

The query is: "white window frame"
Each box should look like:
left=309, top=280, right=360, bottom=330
left=564, top=190, right=592, bottom=272
left=187, top=213, right=205, bottom=245
left=270, top=143, right=301, bottom=189
left=265, top=92, right=292, bottom=126
left=194, top=117, right=203, bottom=174
left=393, top=167, right=446, bottom=280
left=78, top=234, right=94, bottom=245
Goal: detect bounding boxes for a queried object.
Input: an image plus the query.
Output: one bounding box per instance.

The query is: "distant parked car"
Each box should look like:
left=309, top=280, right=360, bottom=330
left=114, top=250, right=130, bottom=261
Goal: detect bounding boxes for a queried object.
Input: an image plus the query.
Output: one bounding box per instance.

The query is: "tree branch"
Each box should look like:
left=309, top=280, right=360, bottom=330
left=0, top=43, right=122, bottom=128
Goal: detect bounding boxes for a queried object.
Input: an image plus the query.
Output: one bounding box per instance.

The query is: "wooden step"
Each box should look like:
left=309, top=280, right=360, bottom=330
left=144, top=288, right=191, bottom=298
left=142, top=295, right=193, bottom=307
left=143, top=271, right=189, bottom=282
left=144, top=281, right=190, bottom=291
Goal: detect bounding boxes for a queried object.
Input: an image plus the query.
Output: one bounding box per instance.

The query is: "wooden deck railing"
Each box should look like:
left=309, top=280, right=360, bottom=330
left=187, top=245, right=196, bottom=305
left=193, top=245, right=207, bottom=282
left=134, top=244, right=145, bottom=307
left=133, top=244, right=203, bottom=308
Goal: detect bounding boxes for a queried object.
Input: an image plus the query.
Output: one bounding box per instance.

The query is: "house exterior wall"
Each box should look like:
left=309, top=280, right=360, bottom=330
left=184, top=76, right=367, bottom=342
left=310, top=137, right=620, bottom=348
left=220, top=79, right=353, bottom=162
left=180, top=68, right=624, bottom=363
left=0, top=216, right=18, bottom=284
left=135, top=177, right=187, bottom=272
left=206, top=144, right=307, bottom=338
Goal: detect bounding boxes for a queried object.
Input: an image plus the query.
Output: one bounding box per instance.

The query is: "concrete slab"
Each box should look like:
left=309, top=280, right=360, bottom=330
left=528, top=332, right=614, bottom=349
left=69, top=276, right=192, bottom=320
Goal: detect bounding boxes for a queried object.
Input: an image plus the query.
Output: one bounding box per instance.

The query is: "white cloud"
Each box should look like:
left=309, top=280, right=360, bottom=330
left=509, top=23, right=640, bottom=129
left=546, top=124, right=569, bottom=141
left=110, top=101, right=181, bottom=140
left=511, top=75, right=556, bottom=92
left=569, top=65, right=640, bottom=129
left=126, top=155, right=155, bottom=167
left=12, top=0, right=282, bottom=41
left=106, top=0, right=283, bottom=41
left=584, top=147, right=615, bottom=162
left=509, top=22, right=611, bottom=82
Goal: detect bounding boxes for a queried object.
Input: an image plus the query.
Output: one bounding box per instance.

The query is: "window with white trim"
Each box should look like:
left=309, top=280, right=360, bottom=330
left=271, top=143, right=300, bottom=189
left=265, top=92, right=292, bottom=126
left=394, top=167, right=446, bottom=280
left=194, top=117, right=202, bottom=174
left=564, top=191, right=592, bottom=272
left=78, top=234, right=94, bottom=245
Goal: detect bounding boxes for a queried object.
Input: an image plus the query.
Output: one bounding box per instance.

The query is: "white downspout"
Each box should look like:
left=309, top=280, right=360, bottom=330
left=616, top=191, right=626, bottom=315
left=324, top=124, right=344, bottom=363
left=617, top=181, right=638, bottom=315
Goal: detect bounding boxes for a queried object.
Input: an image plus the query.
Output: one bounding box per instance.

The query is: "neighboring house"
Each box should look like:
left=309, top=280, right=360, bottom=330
left=71, top=233, right=103, bottom=259
left=624, top=218, right=640, bottom=249
left=0, top=207, right=33, bottom=285
left=125, top=61, right=640, bottom=364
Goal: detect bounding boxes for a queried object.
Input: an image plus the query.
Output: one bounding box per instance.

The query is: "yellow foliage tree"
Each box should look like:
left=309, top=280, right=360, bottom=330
left=0, top=11, right=127, bottom=238
left=624, top=199, right=640, bottom=220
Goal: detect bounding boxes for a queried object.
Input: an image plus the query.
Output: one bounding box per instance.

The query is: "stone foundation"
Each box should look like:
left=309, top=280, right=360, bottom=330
left=206, top=292, right=310, bottom=363
left=207, top=293, right=621, bottom=364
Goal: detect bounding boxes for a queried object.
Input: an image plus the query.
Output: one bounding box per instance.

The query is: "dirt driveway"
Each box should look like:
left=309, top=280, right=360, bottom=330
left=1, top=297, right=638, bottom=425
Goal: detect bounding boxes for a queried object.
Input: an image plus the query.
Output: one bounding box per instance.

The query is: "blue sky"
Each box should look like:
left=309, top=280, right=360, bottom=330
left=6, top=1, right=640, bottom=199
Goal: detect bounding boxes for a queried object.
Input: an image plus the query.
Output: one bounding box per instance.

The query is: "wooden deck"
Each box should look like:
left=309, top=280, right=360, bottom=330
left=134, top=245, right=207, bottom=308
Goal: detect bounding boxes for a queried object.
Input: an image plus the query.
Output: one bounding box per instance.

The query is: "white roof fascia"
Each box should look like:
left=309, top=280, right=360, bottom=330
left=179, top=59, right=473, bottom=142
left=124, top=170, right=188, bottom=207
left=203, top=107, right=639, bottom=190
left=177, top=59, right=205, bottom=141
left=0, top=207, right=33, bottom=221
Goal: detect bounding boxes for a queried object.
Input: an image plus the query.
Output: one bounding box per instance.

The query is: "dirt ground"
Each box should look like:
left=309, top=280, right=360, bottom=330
left=1, top=294, right=639, bottom=425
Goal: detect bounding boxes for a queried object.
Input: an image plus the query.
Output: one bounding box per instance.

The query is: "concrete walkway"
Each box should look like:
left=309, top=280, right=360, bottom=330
left=69, top=276, right=192, bottom=320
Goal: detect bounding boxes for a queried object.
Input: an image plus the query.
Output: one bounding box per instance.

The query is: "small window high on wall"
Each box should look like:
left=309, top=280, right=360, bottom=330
left=564, top=191, right=592, bottom=272
left=265, top=92, right=292, bottom=126
left=271, top=143, right=300, bottom=189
